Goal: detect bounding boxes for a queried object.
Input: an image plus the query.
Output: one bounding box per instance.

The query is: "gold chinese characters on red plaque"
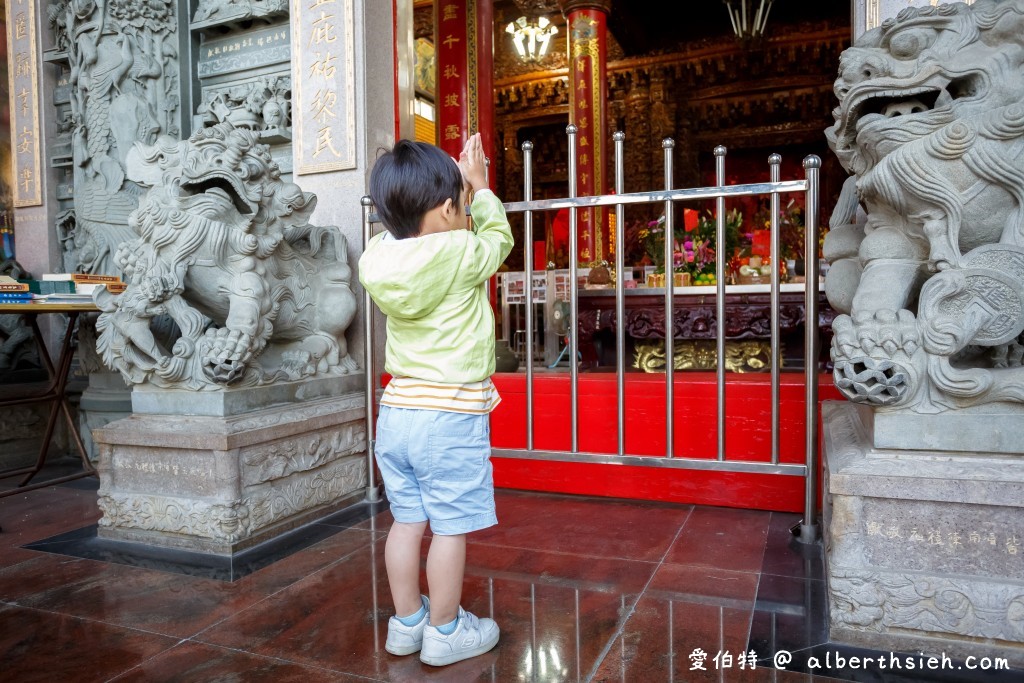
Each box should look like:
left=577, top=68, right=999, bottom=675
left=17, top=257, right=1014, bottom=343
left=436, top=0, right=477, bottom=158
left=7, top=0, right=42, bottom=206
left=292, top=0, right=356, bottom=174
left=568, top=8, right=609, bottom=263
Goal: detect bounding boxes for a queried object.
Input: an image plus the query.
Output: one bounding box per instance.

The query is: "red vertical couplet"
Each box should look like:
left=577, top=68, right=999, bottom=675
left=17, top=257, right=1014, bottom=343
left=435, top=1, right=496, bottom=187
left=436, top=0, right=498, bottom=311
left=436, top=0, right=472, bottom=158
left=565, top=2, right=610, bottom=264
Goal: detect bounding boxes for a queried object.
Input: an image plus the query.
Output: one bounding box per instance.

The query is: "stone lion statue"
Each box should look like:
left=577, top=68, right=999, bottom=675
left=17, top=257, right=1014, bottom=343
left=95, top=122, right=357, bottom=389
left=824, top=0, right=1024, bottom=412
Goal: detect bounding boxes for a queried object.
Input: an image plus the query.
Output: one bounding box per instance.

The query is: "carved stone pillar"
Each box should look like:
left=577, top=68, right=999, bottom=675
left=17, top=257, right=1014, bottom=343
left=57, top=0, right=181, bottom=278
left=435, top=0, right=496, bottom=174
left=561, top=0, right=611, bottom=263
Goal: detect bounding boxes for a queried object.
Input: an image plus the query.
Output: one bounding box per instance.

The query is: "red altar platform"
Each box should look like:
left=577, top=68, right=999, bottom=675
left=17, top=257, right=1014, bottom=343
left=487, top=371, right=843, bottom=513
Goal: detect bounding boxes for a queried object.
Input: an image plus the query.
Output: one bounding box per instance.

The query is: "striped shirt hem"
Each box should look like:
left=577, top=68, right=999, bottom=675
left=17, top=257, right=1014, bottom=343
left=381, top=377, right=501, bottom=414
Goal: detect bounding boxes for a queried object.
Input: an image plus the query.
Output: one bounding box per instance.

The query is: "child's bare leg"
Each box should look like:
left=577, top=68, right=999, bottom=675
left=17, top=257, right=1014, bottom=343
left=426, top=533, right=466, bottom=626
left=386, top=520, right=428, bottom=617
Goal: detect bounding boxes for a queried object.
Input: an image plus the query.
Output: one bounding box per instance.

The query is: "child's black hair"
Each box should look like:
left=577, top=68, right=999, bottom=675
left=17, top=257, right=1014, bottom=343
left=369, top=140, right=463, bottom=239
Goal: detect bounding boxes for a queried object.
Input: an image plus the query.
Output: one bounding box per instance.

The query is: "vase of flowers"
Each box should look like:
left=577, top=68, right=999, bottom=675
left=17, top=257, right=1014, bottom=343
left=636, top=208, right=742, bottom=286
left=683, top=208, right=743, bottom=286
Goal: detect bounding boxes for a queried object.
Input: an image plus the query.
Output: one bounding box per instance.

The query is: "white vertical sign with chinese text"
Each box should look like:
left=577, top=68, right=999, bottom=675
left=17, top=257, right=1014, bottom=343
left=293, top=0, right=357, bottom=174
left=7, top=0, right=42, bottom=206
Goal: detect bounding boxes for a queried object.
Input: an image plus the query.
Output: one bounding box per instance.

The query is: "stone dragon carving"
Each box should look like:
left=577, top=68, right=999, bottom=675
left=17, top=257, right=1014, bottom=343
left=824, top=0, right=1024, bottom=412
left=94, top=122, right=357, bottom=389
left=49, top=0, right=179, bottom=277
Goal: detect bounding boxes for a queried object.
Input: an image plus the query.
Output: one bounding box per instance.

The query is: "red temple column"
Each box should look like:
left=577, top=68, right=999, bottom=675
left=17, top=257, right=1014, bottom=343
left=434, top=0, right=495, bottom=186
left=562, top=0, right=611, bottom=263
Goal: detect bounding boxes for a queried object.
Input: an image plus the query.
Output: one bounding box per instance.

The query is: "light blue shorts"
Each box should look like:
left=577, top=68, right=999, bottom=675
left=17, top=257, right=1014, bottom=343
left=375, top=405, right=497, bottom=535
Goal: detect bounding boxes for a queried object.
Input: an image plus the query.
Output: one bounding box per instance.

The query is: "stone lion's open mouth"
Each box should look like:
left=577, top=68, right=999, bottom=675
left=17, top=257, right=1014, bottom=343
left=179, top=172, right=256, bottom=216
left=835, top=73, right=984, bottom=150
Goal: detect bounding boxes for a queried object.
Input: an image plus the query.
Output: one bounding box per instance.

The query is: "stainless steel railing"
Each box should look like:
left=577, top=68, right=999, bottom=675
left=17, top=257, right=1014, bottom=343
left=361, top=129, right=822, bottom=543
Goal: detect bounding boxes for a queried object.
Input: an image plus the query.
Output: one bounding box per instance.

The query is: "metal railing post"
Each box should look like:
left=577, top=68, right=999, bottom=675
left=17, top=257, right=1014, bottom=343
left=799, top=155, right=822, bottom=544
left=769, top=154, right=782, bottom=465
left=361, top=195, right=380, bottom=502
left=523, top=140, right=535, bottom=451
left=714, top=146, right=727, bottom=461
left=567, top=124, right=579, bottom=453
left=663, top=138, right=675, bottom=458
left=614, top=131, right=626, bottom=456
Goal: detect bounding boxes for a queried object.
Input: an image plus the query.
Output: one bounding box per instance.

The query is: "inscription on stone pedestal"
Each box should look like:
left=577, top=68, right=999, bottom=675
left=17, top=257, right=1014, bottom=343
left=861, top=499, right=1023, bottom=580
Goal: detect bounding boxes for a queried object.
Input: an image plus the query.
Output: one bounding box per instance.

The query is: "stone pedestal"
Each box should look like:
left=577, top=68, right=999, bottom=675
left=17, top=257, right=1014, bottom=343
left=79, top=370, right=132, bottom=463
left=93, top=375, right=367, bottom=555
left=822, top=401, right=1024, bottom=667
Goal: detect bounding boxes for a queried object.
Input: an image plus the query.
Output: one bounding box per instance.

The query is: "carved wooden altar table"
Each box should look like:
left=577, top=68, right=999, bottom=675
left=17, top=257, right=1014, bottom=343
left=576, top=283, right=836, bottom=370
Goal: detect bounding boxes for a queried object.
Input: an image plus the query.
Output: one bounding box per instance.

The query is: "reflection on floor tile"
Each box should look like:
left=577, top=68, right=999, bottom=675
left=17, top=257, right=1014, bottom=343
left=665, top=506, right=771, bottom=573
left=0, top=602, right=178, bottom=682
left=749, top=574, right=828, bottom=656
left=108, top=641, right=363, bottom=682
left=760, top=513, right=824, bottom=581
left=473, top=489, right=693, bottom=562
left=1, top=482, right=1021, bottom=682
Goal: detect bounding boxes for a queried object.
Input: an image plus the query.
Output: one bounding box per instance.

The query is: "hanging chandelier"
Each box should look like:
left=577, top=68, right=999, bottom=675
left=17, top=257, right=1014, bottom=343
left=505, top=16, right=559, bottom=62
left=723, top=0, right=774, bottom=43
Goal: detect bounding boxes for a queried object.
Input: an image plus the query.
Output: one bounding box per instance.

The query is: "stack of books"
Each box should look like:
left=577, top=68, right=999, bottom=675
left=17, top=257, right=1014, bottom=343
left=42, top=273, right=126, bottom=293
left=0, top=275, right=33, bottom=303
left=0, top=273, right=127, bottom=304
left=34, top=273, right=126, bottom=303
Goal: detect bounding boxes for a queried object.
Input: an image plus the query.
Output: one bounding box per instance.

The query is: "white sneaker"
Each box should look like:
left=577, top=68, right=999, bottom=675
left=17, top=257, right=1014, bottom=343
left=419, top=607, right=500, bottom=666
left=386, top=595, right=430, bottom=656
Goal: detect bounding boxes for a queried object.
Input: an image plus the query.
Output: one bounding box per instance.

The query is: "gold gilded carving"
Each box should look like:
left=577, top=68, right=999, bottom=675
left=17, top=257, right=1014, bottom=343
left=633, top=340, right=781, bottom=374
left=466, top=0, right=478, bottom=138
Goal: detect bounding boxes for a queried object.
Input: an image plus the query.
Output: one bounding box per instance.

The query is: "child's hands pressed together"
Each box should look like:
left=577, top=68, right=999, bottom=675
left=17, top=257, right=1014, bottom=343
left=459, top=133, right=488, bottom=194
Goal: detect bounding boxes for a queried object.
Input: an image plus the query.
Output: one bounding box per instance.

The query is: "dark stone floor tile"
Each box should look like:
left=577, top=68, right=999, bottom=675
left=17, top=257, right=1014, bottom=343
left=591, top=592, right=755, bottom=682
left=199, top=536, right=483, bottom=680
left=465, top=539, right=658, bottom=595
left=647, top=562, right=760, bottom=606
left=108, top=641, right=363, bottom=682
left=0, top=486, right=100, bottom=549
left=748, top=574, right=829, bottom=657
left=0, top=544, right=39, bottom=570
left=470, top=489, right=692, bottom=562
left=665, top=506, right=771, bottom=573
left=0, top=602, right=177, bottom=683
left=24, top=519, right=380, bottom=583
left=0, top=526, right=373, bottom=640
left=200, top=535, right=648, bottom=681
left=760, top=512, right=825, bottom=581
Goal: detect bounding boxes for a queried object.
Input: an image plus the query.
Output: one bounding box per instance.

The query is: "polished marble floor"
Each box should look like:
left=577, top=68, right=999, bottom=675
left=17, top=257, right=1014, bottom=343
left=1, top=461, right=1020, bottom=683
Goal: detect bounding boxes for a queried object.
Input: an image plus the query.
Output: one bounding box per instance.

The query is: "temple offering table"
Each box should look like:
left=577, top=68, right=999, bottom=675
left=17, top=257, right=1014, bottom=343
left=576, top=283, right=836, bottom=371
left=0, top=302, right=100, bottom=499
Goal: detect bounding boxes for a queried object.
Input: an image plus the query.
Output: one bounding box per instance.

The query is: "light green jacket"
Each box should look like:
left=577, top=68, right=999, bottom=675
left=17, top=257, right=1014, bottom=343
left=358, top=189, right=514, bottom=383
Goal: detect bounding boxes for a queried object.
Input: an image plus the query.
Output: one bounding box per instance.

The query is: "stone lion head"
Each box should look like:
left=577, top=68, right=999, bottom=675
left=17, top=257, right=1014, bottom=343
left=826, top=0, right=1024, bottom=177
